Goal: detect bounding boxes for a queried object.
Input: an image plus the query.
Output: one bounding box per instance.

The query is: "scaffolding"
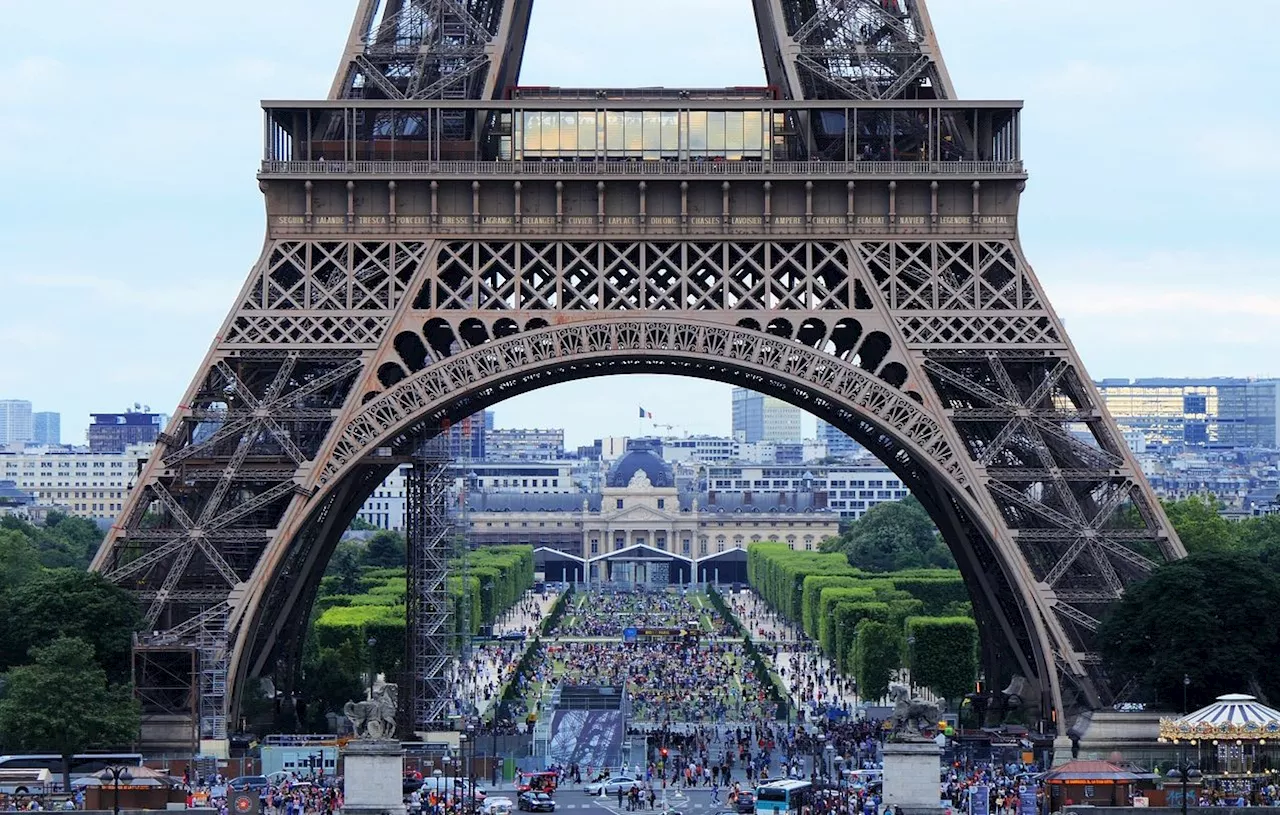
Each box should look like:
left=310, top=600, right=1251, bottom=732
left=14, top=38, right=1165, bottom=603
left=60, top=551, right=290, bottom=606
left=405, top=433, right=454, bottom=731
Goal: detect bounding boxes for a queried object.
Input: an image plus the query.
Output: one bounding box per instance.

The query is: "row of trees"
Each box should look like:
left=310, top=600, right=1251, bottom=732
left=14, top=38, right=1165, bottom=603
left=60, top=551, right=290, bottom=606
left=746, top=541, right=976, bottom=706
left=0, top=516, right=140, bottom=785
left=289, top=543, right=535, bottom=731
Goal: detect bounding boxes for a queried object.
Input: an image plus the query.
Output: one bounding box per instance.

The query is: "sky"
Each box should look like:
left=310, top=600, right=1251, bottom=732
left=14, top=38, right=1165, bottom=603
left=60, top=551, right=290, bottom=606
left=2, top=0, right=1278, bottom=447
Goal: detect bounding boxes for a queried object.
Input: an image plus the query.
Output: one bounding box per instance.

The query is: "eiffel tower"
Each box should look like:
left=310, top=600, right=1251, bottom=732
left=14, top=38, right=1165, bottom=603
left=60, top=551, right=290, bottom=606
left=93, top=0, right=1183, bottom=749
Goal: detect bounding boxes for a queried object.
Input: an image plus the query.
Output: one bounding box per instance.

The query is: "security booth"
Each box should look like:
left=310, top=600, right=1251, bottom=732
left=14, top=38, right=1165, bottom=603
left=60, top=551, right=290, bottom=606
left=1045, top=760, right=1141, bottom=809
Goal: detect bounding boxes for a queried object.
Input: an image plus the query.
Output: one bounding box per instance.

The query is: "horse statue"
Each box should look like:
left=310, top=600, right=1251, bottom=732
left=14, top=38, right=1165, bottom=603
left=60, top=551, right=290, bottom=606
left=344, top=682, right=398, bottom=740
left=888, top=682, right=942, bottom=738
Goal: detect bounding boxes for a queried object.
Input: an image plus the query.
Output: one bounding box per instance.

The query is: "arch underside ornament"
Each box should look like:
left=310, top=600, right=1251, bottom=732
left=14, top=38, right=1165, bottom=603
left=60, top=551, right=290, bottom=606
left=94, top=230, right=1181, bottom=740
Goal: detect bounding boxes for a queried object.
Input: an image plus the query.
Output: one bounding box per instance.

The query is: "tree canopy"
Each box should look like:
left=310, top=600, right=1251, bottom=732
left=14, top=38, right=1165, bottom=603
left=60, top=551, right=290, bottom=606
left=0, top=637, right=139, bottom=789
left=362, top=530, right=408, bottom=568
left=828, top=498, right=954, bottom=572
left=1, top=570, right=141, bottom=682
left=1099, top=549, right=1280, bottom=709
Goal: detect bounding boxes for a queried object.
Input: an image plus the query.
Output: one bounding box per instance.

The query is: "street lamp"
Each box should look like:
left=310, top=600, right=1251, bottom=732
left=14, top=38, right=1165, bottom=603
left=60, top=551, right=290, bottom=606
left=1183, top=674, right=1191, bottom=715
left=367, top=635, right=378, bottom=699
left=813, top=734, right=825, bottom=783
left=467, top=722, right=477, bottom=810
left=97, top=766, right=133, bottom=815
left=1166, top=746, right=1201, bottom=815
left=459, top=734, right=469, bottom=811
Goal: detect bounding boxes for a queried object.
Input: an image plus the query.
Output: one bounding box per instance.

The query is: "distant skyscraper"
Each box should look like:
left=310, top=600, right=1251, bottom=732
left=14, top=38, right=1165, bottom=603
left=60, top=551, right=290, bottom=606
left=731, top=388, right=801, bottom=444
left=1096, top=378, right=1280, bottom=449
left=88, top=410, right=166, bottom=453
left=816, top=419, right=864, bottom=460
left=32, top=412, right=61, bottom=445
left=0, top=400, right=34, bottom=445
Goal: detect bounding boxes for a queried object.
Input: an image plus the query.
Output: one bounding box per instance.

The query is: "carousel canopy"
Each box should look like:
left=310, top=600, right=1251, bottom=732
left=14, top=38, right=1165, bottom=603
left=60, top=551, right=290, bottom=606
left=1159, top=693, right=1280, bottom=742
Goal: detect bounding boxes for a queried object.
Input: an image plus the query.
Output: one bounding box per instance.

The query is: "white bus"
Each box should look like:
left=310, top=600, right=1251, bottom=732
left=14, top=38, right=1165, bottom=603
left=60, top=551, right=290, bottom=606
left=0, top=754, right=144, bottom=780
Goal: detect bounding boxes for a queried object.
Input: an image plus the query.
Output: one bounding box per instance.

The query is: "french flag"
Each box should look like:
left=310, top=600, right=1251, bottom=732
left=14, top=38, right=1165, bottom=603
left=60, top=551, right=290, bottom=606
left=639, top=406, right=653, bottom=419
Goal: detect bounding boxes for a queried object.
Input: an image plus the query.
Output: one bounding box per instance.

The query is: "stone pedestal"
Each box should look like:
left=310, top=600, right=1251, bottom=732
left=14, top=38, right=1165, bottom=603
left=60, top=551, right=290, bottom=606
left=342, top=740, right=406, bottom=815
left=882, top=740, right=944, bottom=815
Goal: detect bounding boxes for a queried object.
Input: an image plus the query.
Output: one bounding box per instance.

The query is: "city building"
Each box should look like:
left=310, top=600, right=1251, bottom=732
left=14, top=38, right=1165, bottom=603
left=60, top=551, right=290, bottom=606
left=466, top=447, right=840, bottom=585
left=816, top=419, right=866, bottom=460
left=1096, top=378, right=1280, bottom=450
left=88, top=409, right=166, bottom=453
left=706, top=462, right=911, bottom=519
left=486, top=428, right=565, bottom=461
left=732, top=388, right=802, bottom=443
left=1218, top=380, right=1280, bottom=449
left=0, top=400, right=34, bottom=446
left=445, top=411, right=489, bottom=460
left=32, top=412, right=61, bottom=446
left=354, top=461, right=580, bottom=531
left=0, top=444, right=153, bottom=521
left=735, top=440, right=828, bottom=465
left=662, top=436, right=738, bottom=464
left=0, top=480, right=34, bottom=515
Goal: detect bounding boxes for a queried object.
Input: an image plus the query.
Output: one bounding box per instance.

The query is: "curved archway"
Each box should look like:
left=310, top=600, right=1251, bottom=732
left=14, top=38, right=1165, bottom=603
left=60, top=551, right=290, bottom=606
left=234, top=317, right=1064, bottom=732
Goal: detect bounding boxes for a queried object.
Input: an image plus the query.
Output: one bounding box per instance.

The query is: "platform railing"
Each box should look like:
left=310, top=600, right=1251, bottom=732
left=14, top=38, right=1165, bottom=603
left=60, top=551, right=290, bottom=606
left=260, top=158, right=1025, bottom=177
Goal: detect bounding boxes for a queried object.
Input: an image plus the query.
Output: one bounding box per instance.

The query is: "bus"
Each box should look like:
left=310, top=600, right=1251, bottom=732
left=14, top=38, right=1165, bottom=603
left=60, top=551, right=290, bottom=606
left=755, top=780, right=814, bottom=815
left=0, top=754, right=144, bottom=779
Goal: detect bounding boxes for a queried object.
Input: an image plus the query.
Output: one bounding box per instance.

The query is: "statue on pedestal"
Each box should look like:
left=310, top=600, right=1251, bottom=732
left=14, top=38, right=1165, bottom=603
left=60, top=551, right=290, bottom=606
left=344, top=682, right=398, bottom=740
left=888, top=682, right=942, bottom=739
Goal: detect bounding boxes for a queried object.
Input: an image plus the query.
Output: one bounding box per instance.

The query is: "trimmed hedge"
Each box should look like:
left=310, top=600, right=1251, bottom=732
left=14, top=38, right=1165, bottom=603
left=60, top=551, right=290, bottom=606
left=886, top=576, right=968, bottom=615
left=832, top=601, right=889, bottom=670
left=817, top=587, right=877, bottom=655
left=802, top=575, right=862, bottom=638
left=852, top=619, right=901, bottom=701
left=906, top=615, right=978, bottom=703
left=747, top=543, right=857, bottom=623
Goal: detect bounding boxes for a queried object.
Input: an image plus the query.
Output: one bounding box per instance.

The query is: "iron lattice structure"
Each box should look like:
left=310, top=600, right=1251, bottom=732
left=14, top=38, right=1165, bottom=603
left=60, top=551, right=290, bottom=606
left=92, top=0, right=1184, bottom=747
left=405, top=435, right=455, bottom=730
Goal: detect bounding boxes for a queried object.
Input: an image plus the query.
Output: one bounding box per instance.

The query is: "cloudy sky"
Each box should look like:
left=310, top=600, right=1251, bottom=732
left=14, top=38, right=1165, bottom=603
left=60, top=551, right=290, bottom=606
left=2, top=0, right=1277, bottom=446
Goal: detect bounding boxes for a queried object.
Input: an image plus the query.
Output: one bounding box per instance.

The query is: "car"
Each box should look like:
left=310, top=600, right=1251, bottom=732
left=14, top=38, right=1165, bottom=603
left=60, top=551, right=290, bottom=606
left=499, top=631, right=527, bottom=641
left=227, top=776, right=270, bottom=791
left=518, top=792, right=556, bottom=812
left=733, top=792, right=755, bottom=814
left=484, top=796, right=516, bottom=815
left=583, top=777, right=638, bottom=796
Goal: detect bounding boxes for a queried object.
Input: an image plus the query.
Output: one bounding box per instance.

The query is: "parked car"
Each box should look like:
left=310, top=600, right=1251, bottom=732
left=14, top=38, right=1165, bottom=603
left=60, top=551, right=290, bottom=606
left=228, top=776, right=270, bottom=791
left=583, top=777, right=638, bottom=796
left=518, top=792, right=556, bottom=812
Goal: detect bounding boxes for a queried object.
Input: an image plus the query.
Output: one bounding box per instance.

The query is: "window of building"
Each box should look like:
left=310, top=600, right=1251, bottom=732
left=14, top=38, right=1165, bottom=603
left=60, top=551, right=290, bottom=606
left=616, top=498, right=624, bottom=509
left=657, top=498, right=665, bottom=509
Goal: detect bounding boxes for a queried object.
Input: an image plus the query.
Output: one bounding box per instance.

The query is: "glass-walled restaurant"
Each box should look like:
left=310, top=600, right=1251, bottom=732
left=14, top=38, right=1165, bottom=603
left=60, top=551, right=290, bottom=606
left=262, top=100, right=1022, bottom=168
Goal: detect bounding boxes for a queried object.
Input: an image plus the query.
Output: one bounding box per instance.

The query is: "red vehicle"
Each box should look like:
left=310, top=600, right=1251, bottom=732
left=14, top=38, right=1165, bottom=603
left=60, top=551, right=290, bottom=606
left=516, top=772, right=558, bottom=795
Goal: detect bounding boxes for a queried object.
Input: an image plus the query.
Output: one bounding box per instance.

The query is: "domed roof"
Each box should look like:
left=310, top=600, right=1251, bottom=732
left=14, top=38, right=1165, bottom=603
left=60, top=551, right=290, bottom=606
left=606, top=450, right=675, bottom=488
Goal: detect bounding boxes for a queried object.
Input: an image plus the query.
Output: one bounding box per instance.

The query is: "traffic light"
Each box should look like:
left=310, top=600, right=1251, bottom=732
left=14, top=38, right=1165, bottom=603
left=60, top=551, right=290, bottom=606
left=660, top=748, right=668, bottom=758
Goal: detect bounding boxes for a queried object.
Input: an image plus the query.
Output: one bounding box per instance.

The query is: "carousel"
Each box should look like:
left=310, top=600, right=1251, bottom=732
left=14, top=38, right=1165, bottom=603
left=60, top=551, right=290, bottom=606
left=1159, top=693, right=1280, bottom=779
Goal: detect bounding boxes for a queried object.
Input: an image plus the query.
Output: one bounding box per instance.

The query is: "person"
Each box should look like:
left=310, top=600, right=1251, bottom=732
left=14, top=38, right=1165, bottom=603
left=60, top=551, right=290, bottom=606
left=711, top=783, right=721, bottom=805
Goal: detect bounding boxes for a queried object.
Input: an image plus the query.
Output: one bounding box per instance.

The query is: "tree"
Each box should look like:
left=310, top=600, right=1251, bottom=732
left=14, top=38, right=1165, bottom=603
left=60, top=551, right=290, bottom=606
left=348, top=517, right=379, bottom=532
left=0, top=529, right=43, bottom=586
left=0, top=637, right=139, bottom=790
left=1161, top=496, right=1239, bottom=554
left=2, top=571, right=141, bottom=681
left=906, top=616, right=979, bottom=705
left=363, top=531, right=407, bottom=568
left=837, top=499, right=946, bottom=572
left=326, top=541, right=364, bottom=594
left=851, top=620, right=901, bottom=701
left=1099, top=550, right=1280, bottom=709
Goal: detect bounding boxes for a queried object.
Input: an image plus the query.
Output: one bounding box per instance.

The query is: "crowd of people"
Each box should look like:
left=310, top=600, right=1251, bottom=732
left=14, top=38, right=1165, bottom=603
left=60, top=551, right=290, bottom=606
left=552, top=589, right=713, bottom=638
